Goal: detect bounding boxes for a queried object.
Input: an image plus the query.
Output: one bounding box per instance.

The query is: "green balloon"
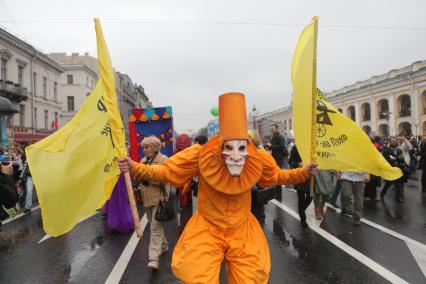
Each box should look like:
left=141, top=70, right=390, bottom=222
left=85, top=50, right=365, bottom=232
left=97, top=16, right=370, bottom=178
left=211, top=106, right=219, bottom=117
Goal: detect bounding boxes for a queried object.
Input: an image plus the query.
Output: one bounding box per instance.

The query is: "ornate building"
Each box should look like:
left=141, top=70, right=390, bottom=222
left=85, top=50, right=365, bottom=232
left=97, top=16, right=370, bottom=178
left=0, top=27, right=63, bottom=145
left=251, top=60, right=426, bottom=139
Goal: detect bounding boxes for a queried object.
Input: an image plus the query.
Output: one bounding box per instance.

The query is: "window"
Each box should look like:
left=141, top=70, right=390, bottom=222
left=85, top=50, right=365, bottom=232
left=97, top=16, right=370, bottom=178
left=18, top=65, right=24, bottom=86
left=67, top=74, right=73, bottom=84
left=19, top=104, right=25, bottom=127
left=86, top=77, right=89, bottom=87
left=53, top=81, right=58, bottom=102
left=34, top=107, right=37, bottom=129
left=1, top=58, right=7, bottom=80
left=67, top=96, right=74, bottom=112
left=43, top=76, right=47, bottom=100
left=44, top=110, right=48, bottom=129
left=33, top=72, right=37, bottom=96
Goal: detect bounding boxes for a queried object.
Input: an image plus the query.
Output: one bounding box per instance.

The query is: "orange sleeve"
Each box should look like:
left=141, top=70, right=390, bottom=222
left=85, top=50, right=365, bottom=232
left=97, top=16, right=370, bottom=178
left=257, top=149, right=309, bottom=188
left=130, top=144, right=201, bottom=187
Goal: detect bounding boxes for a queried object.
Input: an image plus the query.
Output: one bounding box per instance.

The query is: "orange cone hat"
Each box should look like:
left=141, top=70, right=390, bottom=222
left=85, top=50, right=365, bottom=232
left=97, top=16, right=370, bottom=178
left=219, top=92, right=248, bottom=141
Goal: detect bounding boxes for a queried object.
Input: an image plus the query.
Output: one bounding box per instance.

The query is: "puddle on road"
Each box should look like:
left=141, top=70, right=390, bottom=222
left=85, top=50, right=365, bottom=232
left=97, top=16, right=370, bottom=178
left=68, top=231, right=105, bottom=282
left=272, top=220, right=299, bottom=258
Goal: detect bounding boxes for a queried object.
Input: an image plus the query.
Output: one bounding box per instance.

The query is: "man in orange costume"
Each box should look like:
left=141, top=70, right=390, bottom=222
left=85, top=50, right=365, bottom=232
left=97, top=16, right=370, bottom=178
left=118, top=93, right=317, bottom=283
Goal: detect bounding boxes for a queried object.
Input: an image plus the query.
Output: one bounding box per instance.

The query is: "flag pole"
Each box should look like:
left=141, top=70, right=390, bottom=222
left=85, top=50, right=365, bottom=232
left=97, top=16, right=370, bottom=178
left=123, top=171, right=142, bottom=237
left=310, top=16, right=319, bottom=197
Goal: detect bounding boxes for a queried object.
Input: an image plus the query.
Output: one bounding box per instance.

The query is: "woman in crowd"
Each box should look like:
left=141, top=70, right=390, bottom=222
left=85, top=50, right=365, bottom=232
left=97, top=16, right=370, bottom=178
left=137, top=136, right=170, bottom=270
left=248, top=130, right=275, bottom=223
left=313, top=170, right=336, bottom=220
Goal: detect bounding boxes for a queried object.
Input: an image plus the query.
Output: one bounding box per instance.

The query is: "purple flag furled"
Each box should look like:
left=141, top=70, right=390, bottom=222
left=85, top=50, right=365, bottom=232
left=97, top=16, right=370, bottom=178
left=105, top=174, right=134, bottom=233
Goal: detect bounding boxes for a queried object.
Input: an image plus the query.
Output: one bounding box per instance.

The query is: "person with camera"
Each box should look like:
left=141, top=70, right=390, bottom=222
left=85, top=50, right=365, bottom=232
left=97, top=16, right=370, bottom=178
left=137, top=136, right=170, bottom=270
left=0, top=155, right=19, bottom=224
left=381, top=137, right=406, bottom=203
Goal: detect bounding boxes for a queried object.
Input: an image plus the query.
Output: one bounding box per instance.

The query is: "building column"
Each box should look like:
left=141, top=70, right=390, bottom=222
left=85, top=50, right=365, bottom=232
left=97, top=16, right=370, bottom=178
left=411, top=77, right=419, bottom=137
left=370, top=98, right=376, bottom=133
left=355, top=102, right=361, bottom=126
left=388, top=95, right=395, bottom=136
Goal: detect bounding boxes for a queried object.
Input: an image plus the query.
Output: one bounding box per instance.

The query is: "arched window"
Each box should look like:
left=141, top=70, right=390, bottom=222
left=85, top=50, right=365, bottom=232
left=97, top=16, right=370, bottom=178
left=347, top=106, right=355, bottom=121
left=398, top=122, right=412, bottom=136
left=397, top=94, right=411, bottom=117
left=361, top=103, right=371, bottom=121
left=377, top=99, right=389, bottom=119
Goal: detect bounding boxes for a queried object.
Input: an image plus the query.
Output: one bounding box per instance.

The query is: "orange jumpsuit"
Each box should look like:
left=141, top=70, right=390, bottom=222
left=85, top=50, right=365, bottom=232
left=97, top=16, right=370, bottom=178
left=130, top=136, right=308, bottom=283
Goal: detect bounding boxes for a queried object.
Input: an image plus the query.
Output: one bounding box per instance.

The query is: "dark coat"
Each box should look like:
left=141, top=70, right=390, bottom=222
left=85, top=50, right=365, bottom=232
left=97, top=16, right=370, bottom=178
left=288, top=145, right=309, bottom=192
left=270, top=132, right=287, bottom=165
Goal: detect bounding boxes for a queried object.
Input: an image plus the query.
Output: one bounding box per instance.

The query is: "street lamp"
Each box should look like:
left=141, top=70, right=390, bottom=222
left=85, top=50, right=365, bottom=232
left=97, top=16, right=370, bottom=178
left=251, top=105, right=257, bottom=130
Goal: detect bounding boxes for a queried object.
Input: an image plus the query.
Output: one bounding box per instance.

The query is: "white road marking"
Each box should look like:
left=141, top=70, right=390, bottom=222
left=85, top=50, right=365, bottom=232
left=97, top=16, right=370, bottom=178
left=286, top=187, right=425, bottom=250
left=407, top=242, right=426, bottom=277
left=37, top=212, right=98, bottom=244
left=326, top=204, right=426, bottom=251
left=1, top=206, right=40, bottom=224
left=105, top=214, right=148, bottom=284
left=271, top=199, right=409, bottom=284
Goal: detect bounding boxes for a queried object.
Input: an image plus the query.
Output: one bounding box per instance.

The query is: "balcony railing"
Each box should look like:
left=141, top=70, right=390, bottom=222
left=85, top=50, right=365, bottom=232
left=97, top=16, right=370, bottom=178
left=0, top=80, right=28, bottom=102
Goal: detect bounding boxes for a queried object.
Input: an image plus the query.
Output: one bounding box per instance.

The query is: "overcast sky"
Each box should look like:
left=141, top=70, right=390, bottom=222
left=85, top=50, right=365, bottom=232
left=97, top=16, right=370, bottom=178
left=1, top=0, right=425, bottom=133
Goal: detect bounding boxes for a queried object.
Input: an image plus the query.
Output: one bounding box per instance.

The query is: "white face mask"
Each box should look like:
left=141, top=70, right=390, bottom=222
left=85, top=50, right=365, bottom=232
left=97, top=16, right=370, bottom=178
left=222, top=140, right=248, bottom=176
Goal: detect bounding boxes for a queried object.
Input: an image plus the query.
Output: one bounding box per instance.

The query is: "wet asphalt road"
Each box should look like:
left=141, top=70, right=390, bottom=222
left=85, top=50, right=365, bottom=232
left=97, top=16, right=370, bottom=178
left=1, top=173, right=425, bottom=283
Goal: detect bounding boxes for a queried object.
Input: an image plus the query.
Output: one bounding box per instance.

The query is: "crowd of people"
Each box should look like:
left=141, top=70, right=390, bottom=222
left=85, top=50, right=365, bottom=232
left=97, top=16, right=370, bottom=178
left=1, top=122, right=425, bottom=279
left=0, top=143, right=35, bottom=225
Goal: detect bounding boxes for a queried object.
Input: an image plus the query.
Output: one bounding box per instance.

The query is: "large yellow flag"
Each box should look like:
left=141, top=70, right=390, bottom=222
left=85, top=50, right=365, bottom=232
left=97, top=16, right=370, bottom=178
left=291, top=18, right=402, bottom=180
left=26, top=19, right=127, bottom=236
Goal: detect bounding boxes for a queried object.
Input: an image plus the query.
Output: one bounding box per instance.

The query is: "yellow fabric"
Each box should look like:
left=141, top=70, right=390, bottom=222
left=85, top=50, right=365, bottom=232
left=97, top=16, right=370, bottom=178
left=25, top=19, right=125, bottom=237
left=171, top=212, right=270, bottom=284
left=291, top=17, right=317, bottom=165
left=291, top=19, right=402, bottom=180
left=219, top=93, right=248, bottom=140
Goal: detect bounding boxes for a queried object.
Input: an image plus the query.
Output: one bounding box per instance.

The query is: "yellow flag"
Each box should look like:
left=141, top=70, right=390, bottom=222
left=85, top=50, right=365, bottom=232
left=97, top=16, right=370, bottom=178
left=26, top=19, right=126, bottom=236
left=291, top=17, right=318, bottom=166
left=291, top=18, right=402, bottom=181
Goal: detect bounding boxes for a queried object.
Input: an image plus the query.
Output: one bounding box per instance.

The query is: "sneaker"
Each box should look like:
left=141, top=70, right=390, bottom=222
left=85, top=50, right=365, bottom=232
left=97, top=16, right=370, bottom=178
left=147, top=260, right=159, bottom=270
left=353, top=220, right=361, bottom=226
left=24, top=208, right=31, bottom=215
left=301, top=219, right=308, bottom=228
left=339, top=210, right=346, bottom=219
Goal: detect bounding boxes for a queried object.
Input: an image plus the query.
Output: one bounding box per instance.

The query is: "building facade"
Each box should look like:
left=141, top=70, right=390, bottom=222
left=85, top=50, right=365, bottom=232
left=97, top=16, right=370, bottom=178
left=50, top=53, right=152, bottom=135
left=0, top=27, right=63, bottom=145
left=251, top=60, right=426, bottom=140
left=49, top=53, right=98, bottom=127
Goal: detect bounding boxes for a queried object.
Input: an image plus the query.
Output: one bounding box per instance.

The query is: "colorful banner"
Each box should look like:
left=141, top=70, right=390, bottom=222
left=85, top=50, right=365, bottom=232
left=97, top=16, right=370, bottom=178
left=129, top=106, right=174, bottom=161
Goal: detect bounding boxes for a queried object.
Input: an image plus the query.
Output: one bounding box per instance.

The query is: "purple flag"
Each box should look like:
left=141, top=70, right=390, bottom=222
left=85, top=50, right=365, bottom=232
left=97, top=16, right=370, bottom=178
left=105, top=174, right=134, bottom=233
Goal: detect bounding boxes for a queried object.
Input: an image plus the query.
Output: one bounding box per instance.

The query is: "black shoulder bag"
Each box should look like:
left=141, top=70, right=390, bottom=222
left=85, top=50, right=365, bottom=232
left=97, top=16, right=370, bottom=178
left=155, top=184, right=176, bottom=222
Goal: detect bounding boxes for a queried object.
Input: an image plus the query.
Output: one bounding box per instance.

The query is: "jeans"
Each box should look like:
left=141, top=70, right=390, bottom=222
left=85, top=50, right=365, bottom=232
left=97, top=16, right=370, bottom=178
left=329, top=180, right=341, bottom=204
left=25, top=176, right=34, bottom=209
left=381, top=179, right=404, bottom=201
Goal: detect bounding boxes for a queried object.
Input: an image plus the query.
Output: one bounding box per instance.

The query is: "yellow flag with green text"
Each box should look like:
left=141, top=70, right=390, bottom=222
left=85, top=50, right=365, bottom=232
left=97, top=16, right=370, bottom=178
left=291, top=18, right=402, bottom=181
left=26, top=19, right=127, bottom=236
